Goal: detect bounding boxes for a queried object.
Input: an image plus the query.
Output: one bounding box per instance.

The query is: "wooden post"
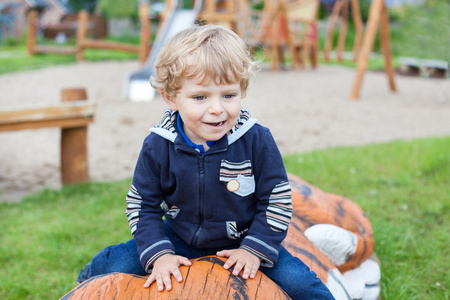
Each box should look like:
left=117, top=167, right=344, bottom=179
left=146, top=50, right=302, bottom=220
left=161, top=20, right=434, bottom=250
left=225, top=0, right=236, bottom=29
left=350, top=0, right=396, bottom=100
left=138, top=2, right=151, bottom=63
left=205, top=0, right=214, bottom=14
left=271, top=4, right=281, bottom=71
left=379, top=3, right=396, bottom=91
left=267, top=0, right=295, bottom=71
left=27, top=10, right=37, bottom=56
left=350, top=0, right=363, bottom=61
left=323, top=0, right=343, bottom=62
left=60, top=88, right=90, bottom=185
left=76, top=10, right=89, bottom=62
left=336, top=0, right=348, bottom=62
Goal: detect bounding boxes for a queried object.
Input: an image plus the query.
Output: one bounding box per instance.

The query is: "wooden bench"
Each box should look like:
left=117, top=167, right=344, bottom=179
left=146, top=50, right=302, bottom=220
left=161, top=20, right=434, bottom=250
left=0, top=88, right=95, bottom=185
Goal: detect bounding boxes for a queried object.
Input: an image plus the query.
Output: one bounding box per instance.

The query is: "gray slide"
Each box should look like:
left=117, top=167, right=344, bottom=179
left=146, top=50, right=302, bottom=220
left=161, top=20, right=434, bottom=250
left=125, top=0, right=202, bottom=101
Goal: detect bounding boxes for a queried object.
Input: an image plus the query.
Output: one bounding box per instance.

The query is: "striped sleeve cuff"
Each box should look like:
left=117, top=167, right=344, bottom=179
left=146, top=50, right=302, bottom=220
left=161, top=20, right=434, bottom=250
left=240, top=245, right=275, bottom=268
left=140, top=240, right=175, bottom=273
left=144, top=249, right=176, bottom=273
left=240, top=236, right=279, bottom=268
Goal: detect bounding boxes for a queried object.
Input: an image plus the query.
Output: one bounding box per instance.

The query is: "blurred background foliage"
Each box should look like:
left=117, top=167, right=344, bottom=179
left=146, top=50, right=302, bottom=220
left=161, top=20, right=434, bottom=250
left=0, top=0, right=448, bottom=73
left=68, top=0, right=98, bottom=14
left=96, top=0, right=138, bottom=19
left=388, top=0, right=449, bottom=60
left=322, top=0, right=449, bottom=60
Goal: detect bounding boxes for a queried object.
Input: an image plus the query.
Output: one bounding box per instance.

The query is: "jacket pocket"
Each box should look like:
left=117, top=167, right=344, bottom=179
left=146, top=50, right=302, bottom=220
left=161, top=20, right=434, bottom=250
left=162, top=201, right=180, bottom=219
left=226, top=221, right=249, bottom=239
left=220, top=160, right=255, bottom=197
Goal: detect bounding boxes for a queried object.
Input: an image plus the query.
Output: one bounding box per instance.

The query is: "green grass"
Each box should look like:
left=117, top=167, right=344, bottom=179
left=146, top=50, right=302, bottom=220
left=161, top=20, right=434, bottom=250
left=0, top=136, right=448, bottom=299
left=284, top=137, right=450, bottom=299
left=0, top=180, right=133, bottom=299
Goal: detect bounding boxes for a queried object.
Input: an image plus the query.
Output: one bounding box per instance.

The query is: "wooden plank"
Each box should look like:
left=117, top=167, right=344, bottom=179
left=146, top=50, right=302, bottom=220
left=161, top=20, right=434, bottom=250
left=0, top=117, right=93, bottom=132
left=34, top=45, right=77, bottom=55
left=199, top=12, right=236, bottom=22
left=79, top=39, right=140, bottom=53
left=0, top=102, right=95, bottom=132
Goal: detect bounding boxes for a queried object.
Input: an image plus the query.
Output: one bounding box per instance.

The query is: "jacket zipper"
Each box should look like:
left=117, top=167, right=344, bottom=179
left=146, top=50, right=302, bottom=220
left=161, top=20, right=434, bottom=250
left=192, top=155, right=205, bottom=245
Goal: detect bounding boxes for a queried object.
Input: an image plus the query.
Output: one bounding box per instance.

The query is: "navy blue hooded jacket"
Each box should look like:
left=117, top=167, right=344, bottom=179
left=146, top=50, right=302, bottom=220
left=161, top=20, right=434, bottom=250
left=126, top=109, right=293, bottom=272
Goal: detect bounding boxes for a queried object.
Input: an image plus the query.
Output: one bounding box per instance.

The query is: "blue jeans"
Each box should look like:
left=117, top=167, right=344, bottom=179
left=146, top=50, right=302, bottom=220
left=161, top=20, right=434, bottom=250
left=84, top=221, right=334, bottom=300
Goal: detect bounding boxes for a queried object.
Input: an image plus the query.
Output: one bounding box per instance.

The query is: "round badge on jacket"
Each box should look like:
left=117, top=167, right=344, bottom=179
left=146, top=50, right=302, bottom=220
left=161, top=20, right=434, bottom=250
left=227, top=179, right=240, bottom=192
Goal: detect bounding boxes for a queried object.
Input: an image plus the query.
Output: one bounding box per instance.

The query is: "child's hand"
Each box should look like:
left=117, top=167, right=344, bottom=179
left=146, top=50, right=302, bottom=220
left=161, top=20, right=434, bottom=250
left=216, top=248, right=261, bottom=279
left=143, top=254, right=192, bottom=291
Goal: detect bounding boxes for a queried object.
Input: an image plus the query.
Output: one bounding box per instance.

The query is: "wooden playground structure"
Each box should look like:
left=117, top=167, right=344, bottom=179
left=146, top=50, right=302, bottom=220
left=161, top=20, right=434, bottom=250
left=323, top=0, right=364, bottom=62
left=209, top=0, right=396, bottom=99
left=234, top=0, right=321, bottom=71
left=26, top=0, right=396, bottom=100
left=0, top=88, right=95, bottom=185
left=350, top=0, right=396, bottom=99
left=199, top=0, right=236, bottom=29
left=266, top=0, right=321, bottom=71
left=27, top=2, right=151, bottom=63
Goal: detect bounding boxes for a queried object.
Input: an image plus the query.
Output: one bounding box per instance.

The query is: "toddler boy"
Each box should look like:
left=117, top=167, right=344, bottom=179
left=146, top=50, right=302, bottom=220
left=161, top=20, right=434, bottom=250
left=79, top=24, right=333, bottom=299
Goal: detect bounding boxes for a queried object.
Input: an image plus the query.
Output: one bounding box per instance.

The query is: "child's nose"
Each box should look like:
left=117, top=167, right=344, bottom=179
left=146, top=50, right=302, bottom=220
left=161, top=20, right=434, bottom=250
left=208, top=98, right=224, bottom=114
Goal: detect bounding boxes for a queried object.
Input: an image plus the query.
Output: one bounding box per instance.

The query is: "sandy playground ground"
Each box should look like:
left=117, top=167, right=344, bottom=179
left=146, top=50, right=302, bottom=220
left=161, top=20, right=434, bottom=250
left=0, top=60, right=449, bottom=202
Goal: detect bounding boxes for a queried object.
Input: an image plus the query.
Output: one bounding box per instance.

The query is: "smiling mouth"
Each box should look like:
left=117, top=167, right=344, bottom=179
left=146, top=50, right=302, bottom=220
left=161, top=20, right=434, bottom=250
left=206, top=121, right=225, bottom=127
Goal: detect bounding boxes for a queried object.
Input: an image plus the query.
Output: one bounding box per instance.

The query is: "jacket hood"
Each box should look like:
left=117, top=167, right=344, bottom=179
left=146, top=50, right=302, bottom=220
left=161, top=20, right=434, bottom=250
left=150, top=108, right=257, bottom=146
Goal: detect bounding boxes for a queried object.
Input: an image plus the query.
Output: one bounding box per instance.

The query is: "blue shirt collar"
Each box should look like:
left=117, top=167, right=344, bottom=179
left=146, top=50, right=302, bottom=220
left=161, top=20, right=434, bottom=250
left=177, top=113, right=215, bottom=155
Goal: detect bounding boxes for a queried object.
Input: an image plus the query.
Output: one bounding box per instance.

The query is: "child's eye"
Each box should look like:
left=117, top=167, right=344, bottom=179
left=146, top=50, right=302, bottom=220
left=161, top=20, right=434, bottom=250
left=223, top=94, right=236, bottom=99
left=193, top=95, right=206, bottom=101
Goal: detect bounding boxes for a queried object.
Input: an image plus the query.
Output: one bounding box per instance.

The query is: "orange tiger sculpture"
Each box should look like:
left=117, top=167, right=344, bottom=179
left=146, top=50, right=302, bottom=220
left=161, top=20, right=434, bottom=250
left=284, top=174, right=380, bottom=299
left=61, top=174, right=380, bottom=300
left=61, top=256, right=290, bottom=300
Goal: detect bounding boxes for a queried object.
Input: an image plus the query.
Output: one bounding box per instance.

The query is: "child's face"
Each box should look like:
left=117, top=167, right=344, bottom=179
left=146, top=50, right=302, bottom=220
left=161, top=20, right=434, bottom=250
left=163, top=74, right=242, bottom=148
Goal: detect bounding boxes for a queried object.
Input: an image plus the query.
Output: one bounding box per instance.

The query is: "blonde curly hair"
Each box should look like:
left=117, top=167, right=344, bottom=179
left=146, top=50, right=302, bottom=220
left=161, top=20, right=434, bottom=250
left=150, top=24, right=258, bottom=99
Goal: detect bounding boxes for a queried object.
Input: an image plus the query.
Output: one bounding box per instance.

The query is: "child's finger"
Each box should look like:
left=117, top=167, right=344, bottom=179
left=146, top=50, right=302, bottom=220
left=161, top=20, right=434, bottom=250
left=143, top=274, right=155, bottom=288
left=242, top=263, right=258, bottom=279
left=250, top=265, right=258, bottom=278
left=232, top=260, right=245, bottom=276
left=223, top=255, right=238, bottom=269
left=178, top=256, right=192, bottom=267
left=156, top=274, right=165, bottom=291
left=171, top=268, right=184, bottom=282
left=216, top=249, right=231, bottom=257
left=161, top=273, right=172, bottom=291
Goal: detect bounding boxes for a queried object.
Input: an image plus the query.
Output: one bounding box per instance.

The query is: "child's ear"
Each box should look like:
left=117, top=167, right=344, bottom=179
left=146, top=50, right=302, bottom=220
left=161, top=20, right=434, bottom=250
left=160, top=89, right=178, bottom=111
